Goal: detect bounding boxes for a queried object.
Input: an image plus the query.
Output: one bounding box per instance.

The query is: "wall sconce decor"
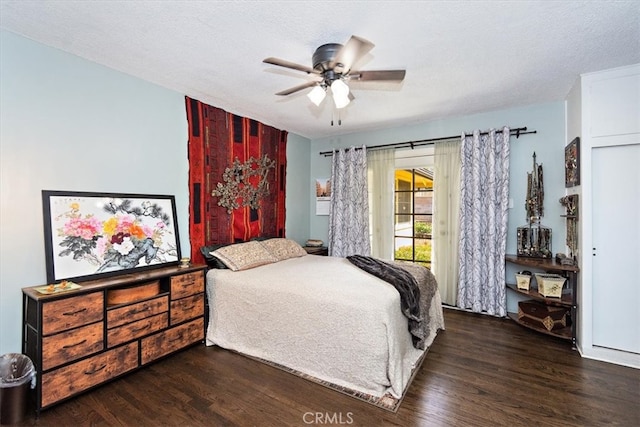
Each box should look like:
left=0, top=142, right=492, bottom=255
left=558, top=194, right=579, bottom=265
left=565, top=137, right=580, bottom=187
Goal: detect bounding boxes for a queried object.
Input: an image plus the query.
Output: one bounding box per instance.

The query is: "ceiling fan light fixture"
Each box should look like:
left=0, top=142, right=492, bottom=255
left=265, top=35, right=406, bottom=113
left=307, top=85, right=326, bottom=106
left=331, top=79, right=350, bottom=109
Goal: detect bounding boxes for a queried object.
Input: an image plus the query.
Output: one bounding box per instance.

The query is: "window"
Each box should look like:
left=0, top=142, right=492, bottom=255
left=394, top=168, right=433, bottom=267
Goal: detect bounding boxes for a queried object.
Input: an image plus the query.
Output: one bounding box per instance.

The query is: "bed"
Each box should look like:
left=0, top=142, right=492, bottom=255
left=204, top=239, right=445, bottom=400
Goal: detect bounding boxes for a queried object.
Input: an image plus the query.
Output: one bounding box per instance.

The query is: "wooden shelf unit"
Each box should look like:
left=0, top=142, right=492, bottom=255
left=22, top=264, right=207, bottom=412
left=505, top=255, right=579, bottom=348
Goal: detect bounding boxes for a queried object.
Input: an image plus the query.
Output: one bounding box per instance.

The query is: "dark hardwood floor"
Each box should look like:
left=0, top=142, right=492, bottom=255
left=16, top=309, right=639, bottom=427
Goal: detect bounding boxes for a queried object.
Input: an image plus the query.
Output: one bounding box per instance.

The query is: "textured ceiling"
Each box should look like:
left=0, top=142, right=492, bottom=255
left=1, top=1, right=639, bottom=139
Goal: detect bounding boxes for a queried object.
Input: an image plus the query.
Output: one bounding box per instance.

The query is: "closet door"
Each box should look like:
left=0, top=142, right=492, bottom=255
left=591, top=143, right=640, bottom=354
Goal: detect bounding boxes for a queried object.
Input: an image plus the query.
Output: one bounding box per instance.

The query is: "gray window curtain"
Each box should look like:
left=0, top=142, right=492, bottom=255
left=457, top=128, right=510, bottom=316
left=433, top=139, right=462, bottom=306
left=328, top=146, right=371, bottom=257
left=367, top=148, right=395, bottom=260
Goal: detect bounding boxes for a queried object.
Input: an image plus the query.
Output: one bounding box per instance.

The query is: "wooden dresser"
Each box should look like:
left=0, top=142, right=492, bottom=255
left=22, top=264, right=207, bottom=412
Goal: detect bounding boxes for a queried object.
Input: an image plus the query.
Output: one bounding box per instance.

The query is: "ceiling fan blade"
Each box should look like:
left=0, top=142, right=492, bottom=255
left=263, top=57, right=318, bottom=75
left=350, top=69, right=406, bottom=82
left=331, top=35, right=374, bottom=73
left=275, top=81, right=319, bottom=96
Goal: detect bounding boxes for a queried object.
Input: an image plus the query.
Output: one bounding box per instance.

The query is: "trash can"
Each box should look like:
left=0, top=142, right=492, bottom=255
left=0, top=354, right=35, bottom=425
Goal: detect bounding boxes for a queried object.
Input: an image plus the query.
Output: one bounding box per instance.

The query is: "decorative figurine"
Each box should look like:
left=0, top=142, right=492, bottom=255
left=517, top=152, right=552, bottom=258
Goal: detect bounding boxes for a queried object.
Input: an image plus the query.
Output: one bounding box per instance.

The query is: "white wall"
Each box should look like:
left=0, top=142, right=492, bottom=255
left=568, top=64, right=640, bottom=368
left=0, top=31, right=311, bottom=355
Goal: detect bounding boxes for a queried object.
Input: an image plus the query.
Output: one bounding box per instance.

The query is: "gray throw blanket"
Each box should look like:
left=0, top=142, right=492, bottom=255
left=347, top=255, right=437, bottom=349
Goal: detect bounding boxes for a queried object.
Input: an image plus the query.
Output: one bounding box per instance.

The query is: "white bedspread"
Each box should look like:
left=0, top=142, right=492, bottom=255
left=205, top=255, right=444, bottom=398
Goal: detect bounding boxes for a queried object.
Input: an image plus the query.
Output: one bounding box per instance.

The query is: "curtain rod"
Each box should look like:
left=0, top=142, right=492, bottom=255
left=319, top=126, right=536, bottom=157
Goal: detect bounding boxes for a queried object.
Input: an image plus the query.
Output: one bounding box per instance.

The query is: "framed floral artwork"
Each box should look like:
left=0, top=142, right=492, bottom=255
left=42, top=190, right=181, bottom=283
left=565, top=137, right=580, bottom=187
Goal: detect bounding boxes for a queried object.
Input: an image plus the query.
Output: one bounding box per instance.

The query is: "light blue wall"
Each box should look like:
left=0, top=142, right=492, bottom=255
left=309, top=102, right=567, bottom=254
left=0, top=31, right=312, bottom=354
left=284, top=133, right=311, bottom=244
left=309, top=102, right=567, bottom=312
left=0, top=29, right=566, bottom=353
left=0, top=31, right=189, bottom=354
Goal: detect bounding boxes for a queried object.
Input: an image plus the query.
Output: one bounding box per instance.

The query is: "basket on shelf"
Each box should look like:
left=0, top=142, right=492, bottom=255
left=515, top=271, right=532, bottom=291
left=535, top=273, right=566, bottom=298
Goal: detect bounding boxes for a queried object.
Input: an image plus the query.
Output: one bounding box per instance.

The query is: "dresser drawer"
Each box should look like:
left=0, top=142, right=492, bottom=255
left=140, top=317, right=204, bottom=365
left=107, top=295, right=169, bottom=328
left=42, top=322, right=104, bottom=371
left=170, top=271, right=204, bottom=300
left=106, top=280, right=160, bottom=306
left=41, top=341, right=138, bottom=408
left=170, top=294, right=204, bottom=326
left=42, top=292, right=104, bottom=335
left=107, top=312, right=168, bottom=348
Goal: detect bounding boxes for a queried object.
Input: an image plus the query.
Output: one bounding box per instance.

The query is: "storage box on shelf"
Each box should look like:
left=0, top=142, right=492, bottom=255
left=22, top=264, right=207, bottom=412
left=518, top=300, right=570, bottom=332
left=505, top=255, right=579, bottom=348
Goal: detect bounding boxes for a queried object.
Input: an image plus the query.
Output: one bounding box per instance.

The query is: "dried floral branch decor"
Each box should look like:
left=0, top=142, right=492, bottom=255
left=212, top=155, right=276, bottom=214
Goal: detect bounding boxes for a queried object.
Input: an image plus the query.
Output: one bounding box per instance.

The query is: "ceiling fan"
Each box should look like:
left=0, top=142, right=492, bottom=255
left=263, top=35, right=406, bottom=109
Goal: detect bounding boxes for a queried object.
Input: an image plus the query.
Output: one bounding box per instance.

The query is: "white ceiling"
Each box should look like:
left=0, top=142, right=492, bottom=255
left=1, top=1, right=639, bottom=139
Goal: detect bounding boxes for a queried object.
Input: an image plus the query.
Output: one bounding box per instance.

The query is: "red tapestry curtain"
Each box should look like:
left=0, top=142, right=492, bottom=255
left=186, top=96, right=287, bottom=265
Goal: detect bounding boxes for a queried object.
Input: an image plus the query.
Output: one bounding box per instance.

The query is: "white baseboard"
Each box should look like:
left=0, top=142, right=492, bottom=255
left=579, top=345, right=640, bottom=369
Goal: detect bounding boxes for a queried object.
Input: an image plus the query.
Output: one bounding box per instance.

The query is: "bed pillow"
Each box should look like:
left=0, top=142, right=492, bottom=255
left=210, top=241, right=278, bottom=271
left=260, top=238, right=308, bottom=262
left=200, top=244, right=232, bottom=269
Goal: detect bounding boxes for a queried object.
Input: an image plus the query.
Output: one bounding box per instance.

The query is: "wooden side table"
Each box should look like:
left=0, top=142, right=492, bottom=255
left=303, top=246, right=328, bottom=256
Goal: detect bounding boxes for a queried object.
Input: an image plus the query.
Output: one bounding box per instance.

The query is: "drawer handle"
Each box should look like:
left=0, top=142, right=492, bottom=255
left=169, top=334, right=183, bottom=343
left=182, top=304, right=195, bottom=311
left=84, top=364, right=106, bottom=375
left=62, top=308, right=87, bottom=316
left=62, top=339, right=87, bottom=349
left=133, top=306, right=151, bottom=315
left=132, top=322, right=151, bottom=333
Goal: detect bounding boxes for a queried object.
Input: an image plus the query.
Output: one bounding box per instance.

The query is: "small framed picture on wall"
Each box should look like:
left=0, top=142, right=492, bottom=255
left=565, top=137, right=580, bottom=187
left=315, top=178, right=331, bottom=215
